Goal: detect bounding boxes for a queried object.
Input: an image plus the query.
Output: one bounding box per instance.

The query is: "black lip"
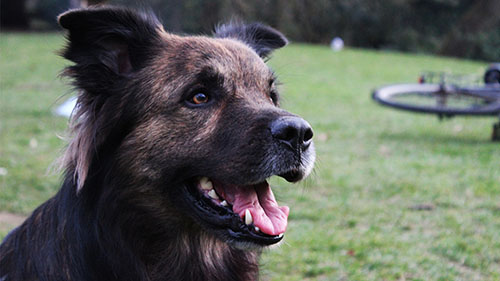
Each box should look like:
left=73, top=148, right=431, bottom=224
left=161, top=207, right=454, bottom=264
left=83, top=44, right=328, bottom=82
left=183, top=179, right=283, bottom=246
left=279, top=168, right=303, bottom=182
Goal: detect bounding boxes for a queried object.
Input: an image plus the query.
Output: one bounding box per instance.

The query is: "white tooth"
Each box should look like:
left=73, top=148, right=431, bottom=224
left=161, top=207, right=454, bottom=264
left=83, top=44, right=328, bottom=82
left=220, top=200, right=228, bottom=207
left=245, top=209, right=253, bottom=225
left=255, top=226, right=260, bottom=232
left=208, top=189, right=219, bottom=200
left=200, top=177, right=213, bottom=190
left=278, top=233, right=284, bottom=238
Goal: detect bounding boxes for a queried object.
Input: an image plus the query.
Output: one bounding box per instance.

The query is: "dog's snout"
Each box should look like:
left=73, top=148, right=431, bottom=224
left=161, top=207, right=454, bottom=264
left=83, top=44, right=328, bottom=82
left=270, top=116, right=313, bottom=151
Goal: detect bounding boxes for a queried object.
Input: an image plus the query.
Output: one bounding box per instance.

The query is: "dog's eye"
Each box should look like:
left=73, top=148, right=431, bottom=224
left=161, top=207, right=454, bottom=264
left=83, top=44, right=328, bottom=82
left=270, top=90, right=278, bottom=105
left=189, top=93, right=209, bottom=105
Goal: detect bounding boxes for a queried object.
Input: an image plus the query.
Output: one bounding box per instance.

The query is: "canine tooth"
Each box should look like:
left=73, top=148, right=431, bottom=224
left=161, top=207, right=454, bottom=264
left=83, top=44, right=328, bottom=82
left=255, top=226, right=260, bottom=232
left=278, top=233, right=284, bottom=238
left=245, top=209, right=253, bottom=225
left=200, top=177, right=213, bottom=190
left=208, top=189, right=219, bottom=200
left=220, top=200, right=228, bottom=207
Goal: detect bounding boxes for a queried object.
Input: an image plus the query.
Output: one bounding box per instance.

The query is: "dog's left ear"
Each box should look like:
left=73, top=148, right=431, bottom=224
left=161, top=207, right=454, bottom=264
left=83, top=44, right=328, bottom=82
left=214, top=22, right=288, bottom=58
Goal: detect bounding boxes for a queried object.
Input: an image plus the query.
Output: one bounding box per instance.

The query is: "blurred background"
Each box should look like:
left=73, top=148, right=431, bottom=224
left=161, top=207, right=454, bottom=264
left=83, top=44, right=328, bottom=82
left=2, top=0, right=499, bottom=61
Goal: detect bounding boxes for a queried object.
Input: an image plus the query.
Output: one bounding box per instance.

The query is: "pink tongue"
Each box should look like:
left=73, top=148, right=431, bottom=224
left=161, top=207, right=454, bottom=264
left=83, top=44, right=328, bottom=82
left=219, top=182, right=289, bottom=236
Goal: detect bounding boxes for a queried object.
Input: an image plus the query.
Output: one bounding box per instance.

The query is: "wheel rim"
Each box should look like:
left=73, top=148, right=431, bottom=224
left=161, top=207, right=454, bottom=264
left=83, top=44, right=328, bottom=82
left=372, top=84, right=500, bottom=116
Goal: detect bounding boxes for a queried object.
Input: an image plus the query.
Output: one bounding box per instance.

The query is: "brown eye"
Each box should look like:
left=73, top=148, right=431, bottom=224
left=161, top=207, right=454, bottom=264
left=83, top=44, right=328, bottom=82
left=191, top=93, right=209, bottom=104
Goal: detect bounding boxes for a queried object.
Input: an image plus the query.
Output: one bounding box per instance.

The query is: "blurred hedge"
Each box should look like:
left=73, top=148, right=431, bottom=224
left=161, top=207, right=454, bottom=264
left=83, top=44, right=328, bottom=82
left=21, top=0, right=500, bottom=61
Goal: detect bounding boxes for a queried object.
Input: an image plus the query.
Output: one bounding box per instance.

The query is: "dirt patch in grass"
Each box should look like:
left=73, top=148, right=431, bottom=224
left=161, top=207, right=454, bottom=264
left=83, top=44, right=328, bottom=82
left=0, top=212, right=27, bottom=233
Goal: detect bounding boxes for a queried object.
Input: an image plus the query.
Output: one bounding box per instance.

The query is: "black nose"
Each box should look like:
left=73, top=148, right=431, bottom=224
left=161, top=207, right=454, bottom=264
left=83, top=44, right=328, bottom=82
left=270, top=116, right=313, bottom=151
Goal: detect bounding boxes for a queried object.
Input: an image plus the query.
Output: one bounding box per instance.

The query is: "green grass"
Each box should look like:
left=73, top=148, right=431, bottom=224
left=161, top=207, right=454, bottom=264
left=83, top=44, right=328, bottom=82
left=0, top=33, right=69, bottom=216
left=1, top=33, right=499, bottom=281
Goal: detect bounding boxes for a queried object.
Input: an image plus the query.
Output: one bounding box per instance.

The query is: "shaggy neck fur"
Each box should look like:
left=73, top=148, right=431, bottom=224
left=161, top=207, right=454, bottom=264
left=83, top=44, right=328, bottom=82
left=1, top=165, right=260, bottom=281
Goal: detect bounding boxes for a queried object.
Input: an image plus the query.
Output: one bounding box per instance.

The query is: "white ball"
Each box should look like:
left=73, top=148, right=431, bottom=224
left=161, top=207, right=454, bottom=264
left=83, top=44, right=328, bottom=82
left=330, top=37, right=344, bottom=51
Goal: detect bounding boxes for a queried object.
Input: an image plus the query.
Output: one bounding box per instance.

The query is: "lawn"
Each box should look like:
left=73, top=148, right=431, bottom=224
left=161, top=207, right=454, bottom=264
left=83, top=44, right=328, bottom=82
left=1, top=33, right=499, bottom=281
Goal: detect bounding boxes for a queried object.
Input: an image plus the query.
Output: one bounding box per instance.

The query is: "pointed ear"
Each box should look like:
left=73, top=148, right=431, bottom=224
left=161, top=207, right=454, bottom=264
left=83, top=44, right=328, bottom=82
left=58, top=6, right=162, bottom=92
left=214, top=22, right=288, bottom=58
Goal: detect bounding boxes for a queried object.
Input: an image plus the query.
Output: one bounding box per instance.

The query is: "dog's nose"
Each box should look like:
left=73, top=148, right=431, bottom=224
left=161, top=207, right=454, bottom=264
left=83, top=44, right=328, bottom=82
left=270, top=116, right=313, bottom=151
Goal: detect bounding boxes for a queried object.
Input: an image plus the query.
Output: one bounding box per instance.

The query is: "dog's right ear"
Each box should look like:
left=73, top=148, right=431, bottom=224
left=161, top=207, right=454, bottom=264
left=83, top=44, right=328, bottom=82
left=58, top=7, right=161, bottom=93
left=59, top=7, right=163, bottom=192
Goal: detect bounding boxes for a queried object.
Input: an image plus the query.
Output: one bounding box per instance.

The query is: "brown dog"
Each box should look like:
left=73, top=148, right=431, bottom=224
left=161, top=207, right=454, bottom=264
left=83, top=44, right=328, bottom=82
left=0, top=6, right=315, bottom=281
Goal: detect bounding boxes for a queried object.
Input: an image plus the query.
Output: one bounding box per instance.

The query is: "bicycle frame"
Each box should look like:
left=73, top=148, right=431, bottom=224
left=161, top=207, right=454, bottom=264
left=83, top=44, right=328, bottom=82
left=372, top=69, right=500, bottom=141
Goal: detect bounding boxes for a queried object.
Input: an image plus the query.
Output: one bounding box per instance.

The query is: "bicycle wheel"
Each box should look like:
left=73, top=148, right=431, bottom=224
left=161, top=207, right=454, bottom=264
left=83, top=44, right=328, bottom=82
left=372, top=84, right=500, bottom=116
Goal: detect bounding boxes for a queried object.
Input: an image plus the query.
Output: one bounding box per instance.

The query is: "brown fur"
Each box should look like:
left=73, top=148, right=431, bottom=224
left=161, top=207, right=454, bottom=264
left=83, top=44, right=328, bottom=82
left=0, top=6, right=315, bottom=281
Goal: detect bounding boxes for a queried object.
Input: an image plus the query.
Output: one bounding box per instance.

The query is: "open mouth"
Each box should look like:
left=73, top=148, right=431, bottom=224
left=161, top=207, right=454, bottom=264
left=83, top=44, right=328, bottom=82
left=185, top=175, right=294, bottom=246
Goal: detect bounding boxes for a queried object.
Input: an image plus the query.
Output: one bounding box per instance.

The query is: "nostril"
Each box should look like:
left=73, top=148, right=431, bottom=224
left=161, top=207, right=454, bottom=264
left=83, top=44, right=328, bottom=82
left=303, top=128, right=313, bottom=143
left=271, top=122, right=299, bottom=144
left=281, top=126, right=298, bottom=143
left=270, top=116, right=313, bottom=151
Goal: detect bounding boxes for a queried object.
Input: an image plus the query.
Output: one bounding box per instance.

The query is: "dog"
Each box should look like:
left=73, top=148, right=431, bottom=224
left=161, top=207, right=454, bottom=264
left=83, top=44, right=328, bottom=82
left=0, top=6, right=315, bottom=281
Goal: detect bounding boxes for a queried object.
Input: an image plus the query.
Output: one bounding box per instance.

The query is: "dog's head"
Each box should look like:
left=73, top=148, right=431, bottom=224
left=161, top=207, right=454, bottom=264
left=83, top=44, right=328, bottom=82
left=59, top=6, right=315, bottom=248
